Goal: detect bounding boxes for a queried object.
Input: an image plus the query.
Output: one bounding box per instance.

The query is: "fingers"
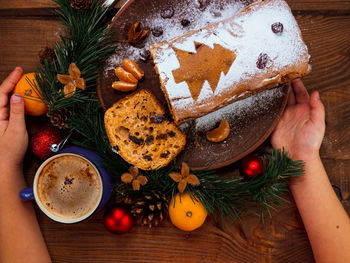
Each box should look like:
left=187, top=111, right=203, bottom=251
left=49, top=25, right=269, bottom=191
left=287, top=83, right=296, bottom=105
left=0, top=67, right=23, bottom=116
left=0, top=67, right=23, bottom=96
left=291, top=78, right=309, bottom=104
left=0, top=107, right=9, bottom=135
left=310, top=91, right=325, bottom=125
left=7, top=94, right=26, bottom=133
left=0, top=107, right=9, bottom=121
left=0, top=94, right=8, bottom=108
left=0, top=120, right=8, bottom=136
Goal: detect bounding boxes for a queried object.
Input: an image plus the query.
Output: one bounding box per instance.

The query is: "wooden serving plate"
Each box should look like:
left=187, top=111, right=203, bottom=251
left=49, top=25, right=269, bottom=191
left=97, top=0, right=289, bottom=170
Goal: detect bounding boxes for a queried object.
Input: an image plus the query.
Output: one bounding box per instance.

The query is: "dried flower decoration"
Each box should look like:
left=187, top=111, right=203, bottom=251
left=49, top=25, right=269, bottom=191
left=57, top=63, right=86, bottom=98
left=121, top=166, right=148, bottom=191
left=128, top=22, right=149, bottom=43
left=169, top=162, right=200, bottom=193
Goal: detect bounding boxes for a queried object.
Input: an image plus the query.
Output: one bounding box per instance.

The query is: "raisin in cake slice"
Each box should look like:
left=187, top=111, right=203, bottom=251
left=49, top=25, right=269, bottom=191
left=150, top=0, right=311, bottom=124
left=104, top=89, right=186, bottom=170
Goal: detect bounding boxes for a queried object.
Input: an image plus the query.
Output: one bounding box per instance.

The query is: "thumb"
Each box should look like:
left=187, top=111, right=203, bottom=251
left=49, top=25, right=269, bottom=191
left=8, top=94, right=26, bottom=133
left=309, top=91, right=325, bottom=125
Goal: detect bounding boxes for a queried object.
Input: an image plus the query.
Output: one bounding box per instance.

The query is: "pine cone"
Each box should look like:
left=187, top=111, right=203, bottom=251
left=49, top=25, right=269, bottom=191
left=131, top=192, right=169, bottom=228
left=47, top=108, right=72, bottom=129
left=70, top=0, right=92, bottom=10
left=115, top=193, right=133, bottom=205
left=39, top=47, right=56, bottom=64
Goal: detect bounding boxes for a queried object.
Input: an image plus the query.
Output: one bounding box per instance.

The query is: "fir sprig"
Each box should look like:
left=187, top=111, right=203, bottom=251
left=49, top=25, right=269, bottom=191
left=33, top=0, right=116, bottom=112
left=68, top=101, right=128, bottom=175
left=188, top=149, right=304, bottom=222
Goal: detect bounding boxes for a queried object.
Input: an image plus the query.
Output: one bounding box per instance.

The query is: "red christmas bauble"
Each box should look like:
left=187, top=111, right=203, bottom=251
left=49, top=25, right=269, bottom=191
left=30, top=128, right=61, bottom=160
left=241, top=154, right=265, bottom=178
left=104, top=205, right=133, bottom=234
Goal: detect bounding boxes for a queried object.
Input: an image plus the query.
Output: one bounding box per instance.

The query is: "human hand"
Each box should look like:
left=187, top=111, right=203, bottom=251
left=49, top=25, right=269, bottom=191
left=271, top=79, right=325, bottom=162
left=0, top=67, right=28, bottom=169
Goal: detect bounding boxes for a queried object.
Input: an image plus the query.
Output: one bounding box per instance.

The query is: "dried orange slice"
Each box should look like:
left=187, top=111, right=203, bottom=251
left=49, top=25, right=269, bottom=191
left=206, top=120, right=230, bottom=142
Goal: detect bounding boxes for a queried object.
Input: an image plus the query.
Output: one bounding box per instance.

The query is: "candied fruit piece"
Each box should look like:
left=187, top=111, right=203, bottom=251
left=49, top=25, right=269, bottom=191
left=271, top=22, right=284, bottom=34
left=256, top=53, right=269, bottom=69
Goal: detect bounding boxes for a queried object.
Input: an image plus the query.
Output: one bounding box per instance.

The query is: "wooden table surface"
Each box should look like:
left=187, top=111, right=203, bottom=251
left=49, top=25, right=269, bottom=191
left=1, top=0, right=350, bottom=262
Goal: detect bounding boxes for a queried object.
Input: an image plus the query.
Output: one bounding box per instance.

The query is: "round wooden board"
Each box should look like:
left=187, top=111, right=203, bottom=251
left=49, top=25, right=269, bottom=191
left=97, top=0, right=289, bottom=170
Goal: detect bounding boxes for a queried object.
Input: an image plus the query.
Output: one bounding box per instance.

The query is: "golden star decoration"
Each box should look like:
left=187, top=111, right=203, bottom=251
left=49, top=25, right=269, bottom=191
left=172, top=42, right=236, bottom=101
left=57, top=63, right=86, bottom=98
left=169, top=162, right=200, bottom=193
left=121, top=166, right=148, bottom=191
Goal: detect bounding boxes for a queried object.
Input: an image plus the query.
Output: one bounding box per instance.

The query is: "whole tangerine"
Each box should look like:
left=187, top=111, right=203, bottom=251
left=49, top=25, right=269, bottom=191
left=169, top=192, right=207, bottom=232
left=13, top=73, right=48, bottom=116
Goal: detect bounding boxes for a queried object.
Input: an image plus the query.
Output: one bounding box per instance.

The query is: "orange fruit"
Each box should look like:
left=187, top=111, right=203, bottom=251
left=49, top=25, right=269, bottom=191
left=169, top=192, right=207, bottom=231
left=13, top=73, right=48, bottom=116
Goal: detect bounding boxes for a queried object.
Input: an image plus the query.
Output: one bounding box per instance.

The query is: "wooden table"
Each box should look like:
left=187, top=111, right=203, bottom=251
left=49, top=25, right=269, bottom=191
left=1, top=1, right=350, bottom=262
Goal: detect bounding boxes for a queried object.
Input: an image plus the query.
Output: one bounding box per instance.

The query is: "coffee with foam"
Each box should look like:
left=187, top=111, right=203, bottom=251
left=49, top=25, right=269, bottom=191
left=36, top=154, right=102, bottom=222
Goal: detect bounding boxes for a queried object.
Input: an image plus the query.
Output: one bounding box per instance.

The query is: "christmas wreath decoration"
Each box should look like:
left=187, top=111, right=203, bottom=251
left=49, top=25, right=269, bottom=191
left=29, top=0, right=304, bottom=230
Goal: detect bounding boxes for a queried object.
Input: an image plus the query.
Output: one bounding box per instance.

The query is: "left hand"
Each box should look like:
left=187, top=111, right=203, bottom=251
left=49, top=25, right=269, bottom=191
left=0, top=67, right=28, bottom=169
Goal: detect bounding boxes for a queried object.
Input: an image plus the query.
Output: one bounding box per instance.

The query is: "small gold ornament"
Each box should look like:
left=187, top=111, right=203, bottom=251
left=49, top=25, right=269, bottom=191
left=121, top=166, right=148, bottom=191
left=57, top=63, right=86, bottom=98
left=169, top=162, right=200, bottom=193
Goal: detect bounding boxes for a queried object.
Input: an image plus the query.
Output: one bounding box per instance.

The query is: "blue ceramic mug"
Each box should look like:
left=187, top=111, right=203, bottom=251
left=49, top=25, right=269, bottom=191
left=20, top=147, right=113, bottom=223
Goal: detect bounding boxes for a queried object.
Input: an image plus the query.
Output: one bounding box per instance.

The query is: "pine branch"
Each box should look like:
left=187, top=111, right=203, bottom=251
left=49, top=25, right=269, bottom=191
left=32, top=0, right=116, bottom=113
left=68, top=101, right=128, bottom=178
left=250, top=148, right=305, bottom=218
left=132, top=149, right=304, bottom=224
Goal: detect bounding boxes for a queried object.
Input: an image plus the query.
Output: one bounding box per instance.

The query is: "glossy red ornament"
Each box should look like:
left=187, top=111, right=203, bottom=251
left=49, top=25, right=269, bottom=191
left=241, top=154, right=265, bottom=178
left=30, top=128, right=61, bottom=160
left=104, top=205, right=133, bottom=234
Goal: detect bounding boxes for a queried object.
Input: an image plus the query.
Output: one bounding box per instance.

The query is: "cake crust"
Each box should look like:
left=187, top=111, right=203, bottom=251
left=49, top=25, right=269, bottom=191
left=150, top=0, right=311, bottom=124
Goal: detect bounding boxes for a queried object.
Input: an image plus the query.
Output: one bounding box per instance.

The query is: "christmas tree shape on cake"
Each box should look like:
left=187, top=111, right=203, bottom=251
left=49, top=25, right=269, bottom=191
left=172, top=42, right=236, bottom=101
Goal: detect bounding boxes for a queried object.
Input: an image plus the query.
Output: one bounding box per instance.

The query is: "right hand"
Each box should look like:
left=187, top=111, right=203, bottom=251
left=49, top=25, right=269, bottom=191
left=270, top=79, right=325, bottom=162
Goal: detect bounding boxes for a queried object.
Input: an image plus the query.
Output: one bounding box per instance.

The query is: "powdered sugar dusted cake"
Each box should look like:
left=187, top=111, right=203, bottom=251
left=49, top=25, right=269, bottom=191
left=150, top=0, right=311, bottom=124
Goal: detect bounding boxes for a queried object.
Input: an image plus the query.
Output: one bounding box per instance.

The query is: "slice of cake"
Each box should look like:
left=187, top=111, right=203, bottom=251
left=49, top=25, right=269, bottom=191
left=104, top=89, right=186, bottom=170
left=150, top=0, right=311, bottom=124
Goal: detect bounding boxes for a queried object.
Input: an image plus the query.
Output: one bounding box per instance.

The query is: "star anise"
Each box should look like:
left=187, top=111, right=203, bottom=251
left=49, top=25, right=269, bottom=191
left=57, top=63, right=86, bottom=98
left=121, top=166, right=148, bottom=191
left=169, top=162, right=200, bottom=193
left=128, top=22, right=149, bottom=43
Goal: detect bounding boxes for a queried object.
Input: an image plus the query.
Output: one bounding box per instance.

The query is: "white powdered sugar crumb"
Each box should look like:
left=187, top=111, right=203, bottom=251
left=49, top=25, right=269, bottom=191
left=104, top=1, right=245, bottom=75
left=194, top=87, right=284, bottom=132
